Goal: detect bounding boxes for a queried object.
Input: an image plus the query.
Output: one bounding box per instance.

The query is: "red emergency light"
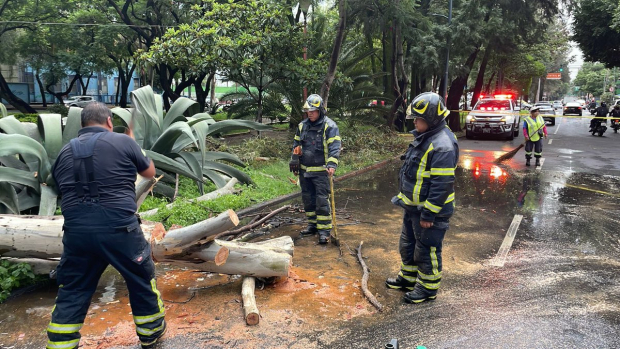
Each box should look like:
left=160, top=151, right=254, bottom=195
left=494, top=94, right=513, bottom=100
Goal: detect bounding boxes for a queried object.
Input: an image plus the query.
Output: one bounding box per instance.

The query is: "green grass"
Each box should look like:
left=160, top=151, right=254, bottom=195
left=140, top=127, right=409, bottom=228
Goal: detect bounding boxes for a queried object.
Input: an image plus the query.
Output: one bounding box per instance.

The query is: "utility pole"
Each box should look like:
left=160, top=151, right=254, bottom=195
left=535, top=78, right=541, bottom=103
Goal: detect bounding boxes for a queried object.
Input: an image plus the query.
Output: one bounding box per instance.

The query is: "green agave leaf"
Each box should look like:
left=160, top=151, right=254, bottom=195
left=204, top=120, right=272, bottom=137
left=0, top=115, right=28, bottom=136
left=0, top=182, right=19, bottom=214
left=203, top=161, right=252, bottom=185
left=163, top=97, right=197, bottom=130
left=110, top=107, right=133, bottom=126
left=17, top=188, right=40, bottom=211
left=38, top=184, right=58, bottom=216
left=37, top=114, right=63, bottom=162
left=172, top=116, right=213, bottom=153
left=0, top=155, right=28, bottom=171
left=0, top=134, right=50, bottom=182
left=0, top=167, right=40, bottom=191
left=153, top=182, right=175, bottom=199
left=145, top=150, right=203, bottom=182
left=0, top=102, right=7, bottom=118
left=188, top=151, right=246, bottom=167
left=169, top=151, right=205, bottom=195
left=203, top=169, right=229, bottom=188
left=62, top=107, right=83, bottom=145
left=131, top=86, right=162, bottom=128
left=151, top=121, right=199, bottom=154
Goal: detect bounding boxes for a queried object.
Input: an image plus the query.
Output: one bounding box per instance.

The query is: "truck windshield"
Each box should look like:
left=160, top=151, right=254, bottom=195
left=474, top=100, right=511, bottom=111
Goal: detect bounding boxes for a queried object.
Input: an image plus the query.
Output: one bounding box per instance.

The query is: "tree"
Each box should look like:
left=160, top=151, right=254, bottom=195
left=143, top=1, right=306, bottom=122
left=572, top=0, right=620, bottom=68
left=0, top=0, right=64, bottom=113
left=573, top=62, right=615, bottom=98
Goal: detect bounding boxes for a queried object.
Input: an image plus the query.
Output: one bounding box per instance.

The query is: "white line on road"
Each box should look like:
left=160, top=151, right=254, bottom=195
left=535, top=158, right=545, bottom=170
left=488, top=215, right=523, bottom=267
left=554, top=118, right=562, bottom=135
left=548, top=139, right=553, bottom=145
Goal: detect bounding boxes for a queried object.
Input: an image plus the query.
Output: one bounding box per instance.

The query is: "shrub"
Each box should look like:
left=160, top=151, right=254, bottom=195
left=0, top=260, right=37, bottom=303
left=46, top=104, right=69, bottom=117
left=12, top=114, right=39, bottom=123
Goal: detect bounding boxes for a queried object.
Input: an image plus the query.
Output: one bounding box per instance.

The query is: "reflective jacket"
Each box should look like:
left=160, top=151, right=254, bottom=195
left=392, top=122, right=459, bottom=222
left=523, top=115, right=546, bottom=142
left=292, top=116, right=341, bottom=174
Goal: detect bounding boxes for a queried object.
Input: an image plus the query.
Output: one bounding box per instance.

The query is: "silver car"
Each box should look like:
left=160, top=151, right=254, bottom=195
left=64, top=96, right=95, bottom=108
left=534, top=102, right=556, bottom=126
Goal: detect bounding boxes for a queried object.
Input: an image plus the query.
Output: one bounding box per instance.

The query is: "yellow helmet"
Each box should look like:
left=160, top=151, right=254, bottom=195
left=303, top=94, right=324, bottom=113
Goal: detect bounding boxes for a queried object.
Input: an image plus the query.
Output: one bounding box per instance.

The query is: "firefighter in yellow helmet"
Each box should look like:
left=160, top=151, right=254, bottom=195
left=289, top=94, right=341, bottom=244
left=386, top=92, right=459, bottom=303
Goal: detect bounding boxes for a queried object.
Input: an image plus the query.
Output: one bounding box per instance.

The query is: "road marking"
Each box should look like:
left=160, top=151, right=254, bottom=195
left=554, top=119, right=562, bottom=134
left=548, top=139, right=553, bottom=145
left=535, top=158, right=545, bottom=170
left=489, top=215, right=523, bottom=267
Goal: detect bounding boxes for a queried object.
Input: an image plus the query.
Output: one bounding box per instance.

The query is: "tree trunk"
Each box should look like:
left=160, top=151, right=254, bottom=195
left=35, top=72, right=47, bottom=108
left=256, top=89, right=263, bottom=123
left=47, top=75, right=80, bottom=105
left=471, top=45, right=492, bottom=108
left=446, top=47, right=480, bottom=131
left=387, top=23, right=408, bottom=131
left=0, top=72, right=36, bottom=113
left=485, top=71, right=496, bottom=93
left=0, top=214, right=293, bottom=278
left=319, top=0, right=347, bottom=108
left=119, top=64, right=135, bottom=108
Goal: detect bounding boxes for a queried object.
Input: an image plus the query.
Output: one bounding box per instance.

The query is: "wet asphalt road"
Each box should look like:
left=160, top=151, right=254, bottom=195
left=319, top=115, right=620, bottom=348
left=3, top=115, right=620, bottom=349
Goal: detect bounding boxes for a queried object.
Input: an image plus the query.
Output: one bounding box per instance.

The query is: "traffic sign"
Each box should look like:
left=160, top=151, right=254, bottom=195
left=547, top=73, right=562, bottom=80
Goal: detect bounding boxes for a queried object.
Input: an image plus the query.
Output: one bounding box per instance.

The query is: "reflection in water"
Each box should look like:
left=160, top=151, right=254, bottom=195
left=98, top=275, right=117, bottom=304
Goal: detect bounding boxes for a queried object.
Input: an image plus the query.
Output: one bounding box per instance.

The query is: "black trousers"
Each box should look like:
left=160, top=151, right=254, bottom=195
left=47, top=204, right=165, bottom=348
left=525, top=139, right=543, bottom=159
left=398, top=209, right=450, bottom=292
left=299, top=171, right=332, bottom=238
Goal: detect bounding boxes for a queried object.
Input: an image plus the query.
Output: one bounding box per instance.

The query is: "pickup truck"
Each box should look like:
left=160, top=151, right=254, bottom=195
left=465, top=97, right=521, bottom=140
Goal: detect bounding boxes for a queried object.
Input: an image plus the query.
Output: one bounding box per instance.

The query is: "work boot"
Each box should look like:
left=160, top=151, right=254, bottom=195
left=535, top=158, right=541, bottom=167
left=404, top=286, right=437, bottom=304
left=385, top=275, right=417, bottom=291
left=525, top=158, right=531, bottom=166
left=141, top=320, right=167, bottom=348
left=300, top=226, right=318, bottom=236
left=318, top=234, right=329, bottom=244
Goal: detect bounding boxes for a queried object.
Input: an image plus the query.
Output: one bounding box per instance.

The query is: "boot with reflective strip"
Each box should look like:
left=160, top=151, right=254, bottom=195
left=385, top=275, right=417, bottom=291
left=404, top=284, right=437, bottom=303
left=141, top=320, right=167, bottom=348
left=300, top=226, right=318, bottom=235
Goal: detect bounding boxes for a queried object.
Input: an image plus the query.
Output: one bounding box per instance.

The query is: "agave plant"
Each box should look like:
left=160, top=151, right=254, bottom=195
left=110, top=85, right=272, bottom=197
left=0, top=106, right=82, bottom=215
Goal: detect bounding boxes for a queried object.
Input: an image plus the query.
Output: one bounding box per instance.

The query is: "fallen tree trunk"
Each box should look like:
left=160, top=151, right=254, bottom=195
left=242, top=277, right=260, bottom=325
left=140, top=178, right=238, bottom=217
left=0, top=214, right=292, bottom=277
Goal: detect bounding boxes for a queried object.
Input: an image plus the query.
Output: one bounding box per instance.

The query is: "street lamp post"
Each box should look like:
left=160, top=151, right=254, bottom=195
left=441, top=0, right=453, bottom=102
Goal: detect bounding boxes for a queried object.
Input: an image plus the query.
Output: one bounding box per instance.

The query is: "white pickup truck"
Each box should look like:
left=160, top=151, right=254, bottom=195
left=465, top=97, right=521, bottom=140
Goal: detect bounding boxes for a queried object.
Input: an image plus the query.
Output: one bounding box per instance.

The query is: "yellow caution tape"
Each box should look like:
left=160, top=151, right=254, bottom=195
left=448, top=110, right=618, bottom=120
left=564, top=183, right=620, bottom=198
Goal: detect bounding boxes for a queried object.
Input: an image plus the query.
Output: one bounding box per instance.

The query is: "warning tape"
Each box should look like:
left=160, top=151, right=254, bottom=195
left=449, top=110, right=619, bottom=120
left=563, top=183, right=620, bottom=198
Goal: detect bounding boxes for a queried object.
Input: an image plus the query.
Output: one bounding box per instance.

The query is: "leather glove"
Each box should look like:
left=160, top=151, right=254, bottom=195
left=289, top=154, right=300, bottom=175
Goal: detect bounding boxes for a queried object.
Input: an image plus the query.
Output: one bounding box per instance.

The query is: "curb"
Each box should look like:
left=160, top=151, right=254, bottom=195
left=235, top=156, right=401, bottom=217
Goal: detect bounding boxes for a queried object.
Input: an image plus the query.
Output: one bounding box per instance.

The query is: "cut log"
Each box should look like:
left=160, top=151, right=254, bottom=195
left=1, top=214, right=292, bottom=278
left=2, top=257, right=59, bottom=275
left=140, top=178, right=238, bottom=217
left=135, top=176, right=160, bottom=210
left=155, top=209, right=239, bottom=253
left=242, top=277, right=260, bottom=325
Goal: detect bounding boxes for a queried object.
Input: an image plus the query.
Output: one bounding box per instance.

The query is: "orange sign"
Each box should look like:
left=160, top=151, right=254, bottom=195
left=547, top=73, right=562, bottom=80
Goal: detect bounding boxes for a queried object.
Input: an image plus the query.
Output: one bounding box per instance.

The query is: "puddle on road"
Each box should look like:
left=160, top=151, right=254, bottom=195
left=2, top=155, right=620, bottom=348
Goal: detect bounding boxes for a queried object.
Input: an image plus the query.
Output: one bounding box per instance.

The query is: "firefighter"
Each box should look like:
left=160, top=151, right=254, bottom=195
left=385, top=92, right=459, bottom=304
left=523, top=106, right=547, bottom=167
left=47, top=103, right=166, bottom=349
left=289, top=94, right=341, bottom=244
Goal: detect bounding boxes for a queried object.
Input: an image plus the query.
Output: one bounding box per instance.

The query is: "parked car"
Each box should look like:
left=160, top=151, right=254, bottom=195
left=520, top=101, right=532, bottom=110
left=465, top=94, right=521, bottom=140
left=64, top=96, right=95, bottom=108
left=563, top=102, right=583, bottom=116
left=534, top=102, right=556, bottom=126
left=552, top=100, right=563, bottom=110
